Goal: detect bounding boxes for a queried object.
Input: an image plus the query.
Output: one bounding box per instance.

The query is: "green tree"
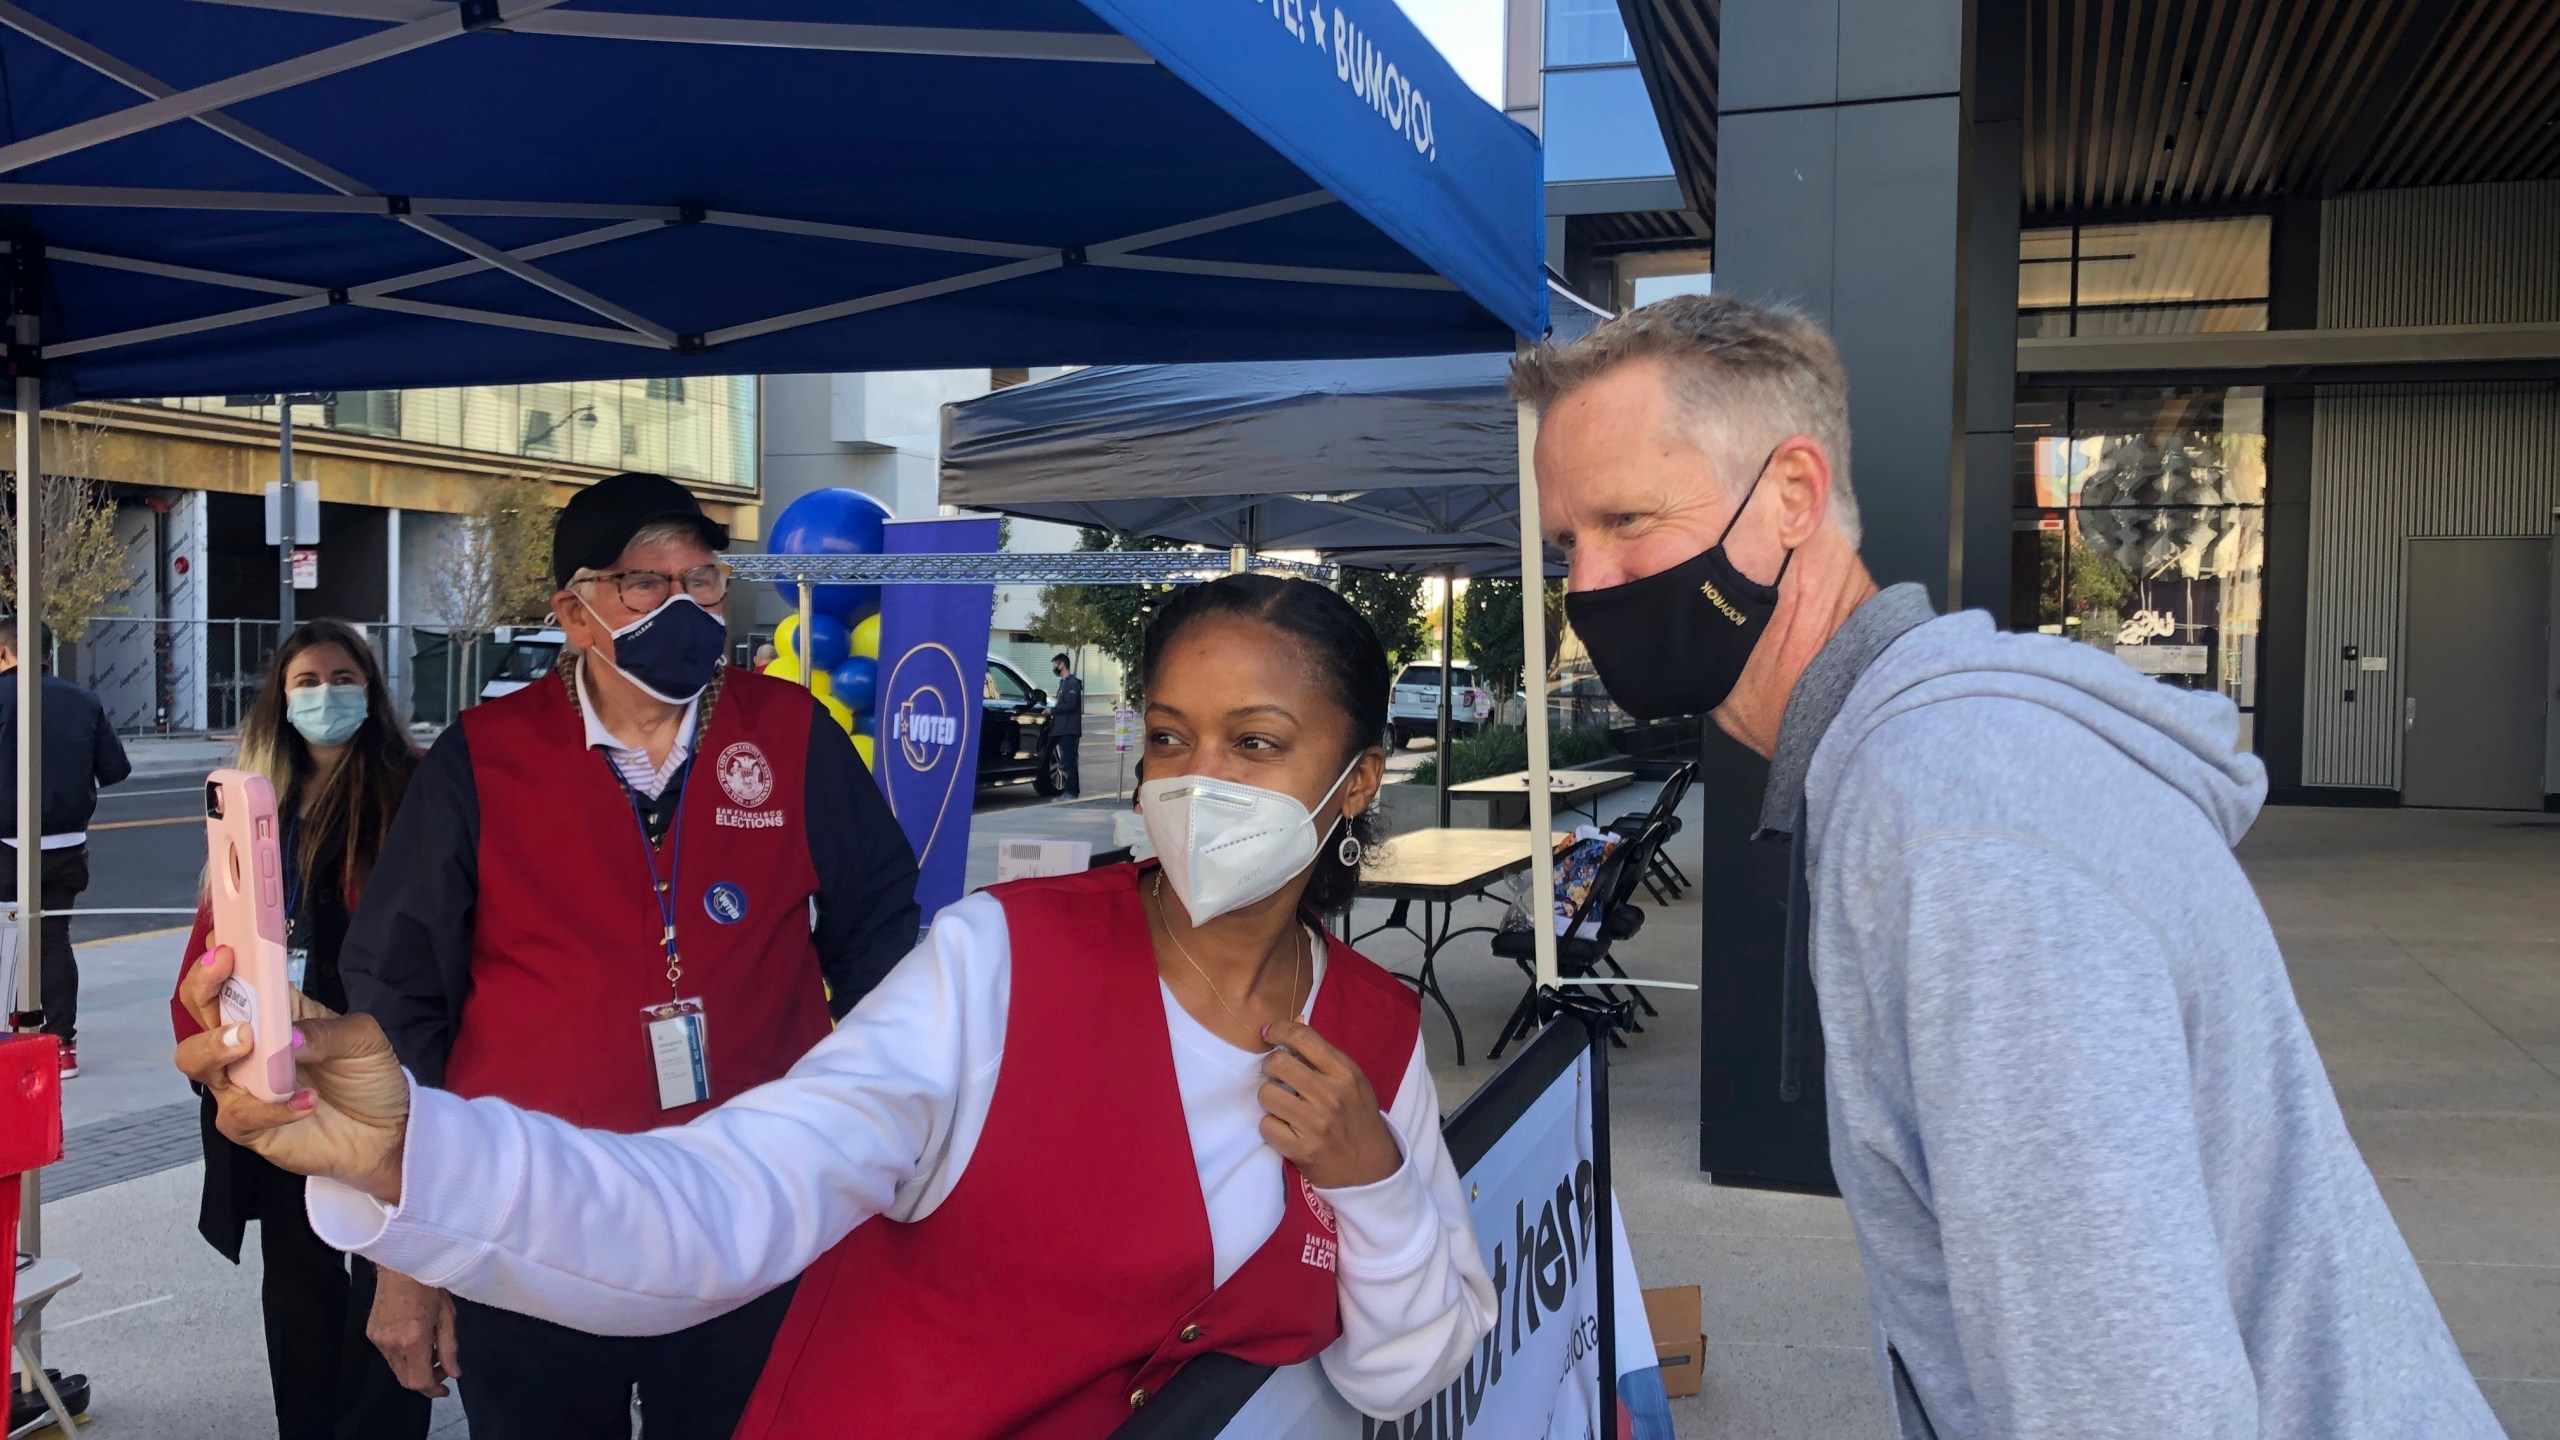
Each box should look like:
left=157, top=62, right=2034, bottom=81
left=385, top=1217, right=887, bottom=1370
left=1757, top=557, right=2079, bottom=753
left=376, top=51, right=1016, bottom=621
left=1458, top=576, right=1566, bottom=698
left=1026, top=529, right=1186, bottom=702
left=1335, top=567, right=1428, bottom=669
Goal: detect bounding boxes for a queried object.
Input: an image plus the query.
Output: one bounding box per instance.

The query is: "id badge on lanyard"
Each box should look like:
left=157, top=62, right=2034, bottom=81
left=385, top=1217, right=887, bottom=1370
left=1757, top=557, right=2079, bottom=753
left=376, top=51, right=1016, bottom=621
left=621, top=759, right=711, bottom=1110
left=643, top=997, right=712, bottom=1108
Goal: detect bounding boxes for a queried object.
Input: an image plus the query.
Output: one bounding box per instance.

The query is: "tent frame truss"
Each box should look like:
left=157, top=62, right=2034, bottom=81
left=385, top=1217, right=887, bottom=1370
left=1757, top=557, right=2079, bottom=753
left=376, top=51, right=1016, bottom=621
left=0, top=1, right=1458, bottom=373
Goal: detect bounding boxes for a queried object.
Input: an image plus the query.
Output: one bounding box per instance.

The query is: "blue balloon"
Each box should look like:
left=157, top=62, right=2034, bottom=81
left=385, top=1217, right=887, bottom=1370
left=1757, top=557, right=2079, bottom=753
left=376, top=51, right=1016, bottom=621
left=767, top=488, right=892, bottom=622
left=829, top=656, right=877, bottom=714
left=787, top=614, right=852, bottom=674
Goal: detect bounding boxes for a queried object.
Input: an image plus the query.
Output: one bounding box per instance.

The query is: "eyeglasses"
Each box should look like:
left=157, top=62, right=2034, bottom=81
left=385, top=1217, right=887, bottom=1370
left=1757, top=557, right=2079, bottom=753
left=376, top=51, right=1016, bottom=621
left=577, top=562, right=731, bottom=611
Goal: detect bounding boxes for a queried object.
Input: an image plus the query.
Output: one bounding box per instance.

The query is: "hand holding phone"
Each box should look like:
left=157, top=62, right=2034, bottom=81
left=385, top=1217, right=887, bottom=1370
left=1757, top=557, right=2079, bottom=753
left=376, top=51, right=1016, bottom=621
left=205, top=769, right=294, bottom=1103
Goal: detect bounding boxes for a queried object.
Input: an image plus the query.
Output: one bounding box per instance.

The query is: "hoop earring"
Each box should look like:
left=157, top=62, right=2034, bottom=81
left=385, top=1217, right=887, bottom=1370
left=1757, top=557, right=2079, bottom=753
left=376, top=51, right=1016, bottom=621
left=1336, top=831, right=1364, bottom=867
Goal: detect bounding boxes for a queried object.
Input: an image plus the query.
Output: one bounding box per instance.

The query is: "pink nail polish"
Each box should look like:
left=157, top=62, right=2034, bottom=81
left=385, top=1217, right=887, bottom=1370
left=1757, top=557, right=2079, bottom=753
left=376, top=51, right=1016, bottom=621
left=289, top=1090, right=315, bottom=1112
left=291, top=1029, right=306, bottom=1050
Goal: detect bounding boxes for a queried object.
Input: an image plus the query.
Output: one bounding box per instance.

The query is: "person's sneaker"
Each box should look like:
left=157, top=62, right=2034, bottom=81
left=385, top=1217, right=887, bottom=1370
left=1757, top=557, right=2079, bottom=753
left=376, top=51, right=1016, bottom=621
left=56, top=1041, right=77, bottom=1079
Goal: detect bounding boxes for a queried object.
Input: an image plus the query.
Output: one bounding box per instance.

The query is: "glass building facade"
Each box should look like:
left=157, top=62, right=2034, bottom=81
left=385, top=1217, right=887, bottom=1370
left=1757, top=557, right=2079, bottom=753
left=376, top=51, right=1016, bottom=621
left=159, top=375, right=760, bottom=490
left=2012, top=219, right=2272, bottom=747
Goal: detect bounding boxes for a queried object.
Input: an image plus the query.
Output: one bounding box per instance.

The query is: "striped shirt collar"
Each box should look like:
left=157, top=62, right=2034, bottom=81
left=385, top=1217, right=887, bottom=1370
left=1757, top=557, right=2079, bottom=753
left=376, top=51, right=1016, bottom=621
left=573, top=654, right=700, bottom=801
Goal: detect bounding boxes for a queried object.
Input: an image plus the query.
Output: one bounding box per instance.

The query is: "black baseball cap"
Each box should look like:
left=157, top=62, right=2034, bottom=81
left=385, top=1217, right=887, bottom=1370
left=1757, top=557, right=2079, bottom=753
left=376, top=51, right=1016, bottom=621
left=551, top=471, right=730, bottom=586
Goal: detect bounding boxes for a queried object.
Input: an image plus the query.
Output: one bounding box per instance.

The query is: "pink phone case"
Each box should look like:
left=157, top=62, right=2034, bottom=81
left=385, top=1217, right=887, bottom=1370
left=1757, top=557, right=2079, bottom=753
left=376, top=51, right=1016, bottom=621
left=205, top=769, right=295, bottom=1103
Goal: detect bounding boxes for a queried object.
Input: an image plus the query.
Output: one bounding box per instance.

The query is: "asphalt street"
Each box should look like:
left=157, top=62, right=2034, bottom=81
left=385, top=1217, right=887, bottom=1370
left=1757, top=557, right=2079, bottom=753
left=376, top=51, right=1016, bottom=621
left=73, top=770, right=218, bottom=945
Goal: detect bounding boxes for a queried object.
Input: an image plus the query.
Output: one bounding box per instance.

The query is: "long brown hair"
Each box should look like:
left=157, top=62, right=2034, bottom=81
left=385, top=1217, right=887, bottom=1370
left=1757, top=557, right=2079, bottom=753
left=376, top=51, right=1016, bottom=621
left=234, top=620, right=418, bottom=905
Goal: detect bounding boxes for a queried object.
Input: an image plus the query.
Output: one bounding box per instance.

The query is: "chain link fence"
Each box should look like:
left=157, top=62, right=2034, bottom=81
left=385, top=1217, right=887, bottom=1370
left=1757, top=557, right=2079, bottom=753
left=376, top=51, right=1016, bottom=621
left=59, top=617, right=531, bottom=737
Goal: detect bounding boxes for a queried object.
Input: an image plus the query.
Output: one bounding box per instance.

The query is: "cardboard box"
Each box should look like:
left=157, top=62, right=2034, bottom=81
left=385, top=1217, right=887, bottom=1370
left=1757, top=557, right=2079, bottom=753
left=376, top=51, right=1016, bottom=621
left=1643, top=1285, right=1705, bottom=1399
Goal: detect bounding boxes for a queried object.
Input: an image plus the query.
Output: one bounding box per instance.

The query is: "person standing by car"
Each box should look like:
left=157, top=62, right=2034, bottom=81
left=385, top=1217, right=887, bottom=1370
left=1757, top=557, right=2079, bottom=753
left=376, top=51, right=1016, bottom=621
left=1048, top=652, right=1084, bottom=800
left=169, top=619, right=427, bottom=1440
left=334, top=472, right=923, bottom=1440
left=0, top=615, right=131, bottom=1079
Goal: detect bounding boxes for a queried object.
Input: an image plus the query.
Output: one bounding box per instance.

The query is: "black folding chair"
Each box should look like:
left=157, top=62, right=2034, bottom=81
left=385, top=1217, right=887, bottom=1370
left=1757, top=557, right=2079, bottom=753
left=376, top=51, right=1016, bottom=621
left=1486, top=817, right=1667, bottom=1058
left=1607, top=761, right=1697, bottom=904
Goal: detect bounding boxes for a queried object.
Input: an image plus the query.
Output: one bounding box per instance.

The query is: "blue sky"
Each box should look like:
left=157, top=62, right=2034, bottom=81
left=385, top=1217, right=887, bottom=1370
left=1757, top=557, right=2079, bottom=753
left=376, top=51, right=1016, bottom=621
left=1396, top=0, right=1505, bottom=105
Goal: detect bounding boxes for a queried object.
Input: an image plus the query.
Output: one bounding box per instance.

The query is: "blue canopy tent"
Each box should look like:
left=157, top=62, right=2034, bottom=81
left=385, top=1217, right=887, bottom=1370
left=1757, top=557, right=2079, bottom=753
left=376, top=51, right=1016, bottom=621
left=0, top=0, right=1541, bottom=400
left=0, top=0, right=1564, bottom=1410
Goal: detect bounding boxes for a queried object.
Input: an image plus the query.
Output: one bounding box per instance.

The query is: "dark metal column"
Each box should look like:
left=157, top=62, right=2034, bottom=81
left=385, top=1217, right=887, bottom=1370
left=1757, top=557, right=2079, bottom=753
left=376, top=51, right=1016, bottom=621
left=1696, top=0, right=2024, bottom=1190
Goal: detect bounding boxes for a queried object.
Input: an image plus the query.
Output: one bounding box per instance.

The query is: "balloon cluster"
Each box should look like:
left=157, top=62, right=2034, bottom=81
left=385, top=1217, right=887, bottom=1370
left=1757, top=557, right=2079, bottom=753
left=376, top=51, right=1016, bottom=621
left=761, top=488, right=894, bottom=770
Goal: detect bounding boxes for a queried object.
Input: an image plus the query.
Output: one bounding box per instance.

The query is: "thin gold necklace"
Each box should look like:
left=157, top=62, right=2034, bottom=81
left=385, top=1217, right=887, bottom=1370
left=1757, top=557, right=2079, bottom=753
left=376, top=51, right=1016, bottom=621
left=1152, top=871, right=1303, bottom=1031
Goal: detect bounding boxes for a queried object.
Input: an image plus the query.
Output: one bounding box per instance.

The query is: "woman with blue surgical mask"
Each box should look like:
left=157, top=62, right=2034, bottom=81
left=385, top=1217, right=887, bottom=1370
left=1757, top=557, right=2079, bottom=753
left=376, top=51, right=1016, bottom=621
left=168, top=618, right=427, bottom=1440
left=178, top=575, right=1495, bottom=1439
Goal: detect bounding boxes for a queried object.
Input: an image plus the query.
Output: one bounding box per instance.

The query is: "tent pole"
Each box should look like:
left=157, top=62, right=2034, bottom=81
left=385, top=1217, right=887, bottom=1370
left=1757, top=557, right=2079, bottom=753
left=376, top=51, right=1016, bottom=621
left=12, top=305, right=46, bottom=1359
left=1514, top=397, right=1557, bottom=993
left=1436, top=568, right=1453, bottom=828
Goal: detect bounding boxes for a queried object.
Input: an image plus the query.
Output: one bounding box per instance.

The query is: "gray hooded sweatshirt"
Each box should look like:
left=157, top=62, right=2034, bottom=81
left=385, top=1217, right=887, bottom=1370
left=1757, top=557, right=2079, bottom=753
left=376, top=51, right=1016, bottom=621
left=1770, top=587, right=2501, bottom=1440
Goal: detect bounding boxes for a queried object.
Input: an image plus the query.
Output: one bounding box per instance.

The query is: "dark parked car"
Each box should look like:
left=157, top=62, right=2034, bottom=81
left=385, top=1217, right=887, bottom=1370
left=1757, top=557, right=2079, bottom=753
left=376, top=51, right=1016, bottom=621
left=979, top=657, right=1066, bottom=795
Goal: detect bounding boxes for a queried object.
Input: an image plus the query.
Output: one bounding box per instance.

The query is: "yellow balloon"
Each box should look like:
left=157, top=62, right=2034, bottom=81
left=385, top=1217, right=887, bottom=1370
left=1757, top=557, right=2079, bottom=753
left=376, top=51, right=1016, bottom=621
left=820, top=691, right=856, bottom=735
left=850, top=733, right=875, bottom=770
left=772, top=613, right=804, bottom=666
left=850, top=613, right=881, bottom=660
left=808, top=666, right=837, bottom=700
left=764, top=651, right=803, bottom=684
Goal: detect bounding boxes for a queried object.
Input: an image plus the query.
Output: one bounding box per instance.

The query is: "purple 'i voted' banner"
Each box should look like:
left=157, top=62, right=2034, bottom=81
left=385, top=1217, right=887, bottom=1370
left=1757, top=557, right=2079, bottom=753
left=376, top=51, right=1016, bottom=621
left=873, top=516, right=997, bottom=922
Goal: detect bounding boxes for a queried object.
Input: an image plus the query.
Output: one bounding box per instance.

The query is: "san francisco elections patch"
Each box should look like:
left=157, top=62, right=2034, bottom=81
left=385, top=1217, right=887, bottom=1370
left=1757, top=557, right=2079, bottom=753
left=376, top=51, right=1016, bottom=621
left=704, top=881, right=749, bottom=925
left=1301, top=1173, right=1337, bottom=1234
left=716, top=742, right=773, bottom=808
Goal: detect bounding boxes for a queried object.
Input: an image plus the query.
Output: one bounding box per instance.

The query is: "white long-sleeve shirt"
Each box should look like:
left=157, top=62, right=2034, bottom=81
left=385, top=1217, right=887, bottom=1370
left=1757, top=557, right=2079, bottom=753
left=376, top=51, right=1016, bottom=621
left=309, top=891, right=1495, bottom=1418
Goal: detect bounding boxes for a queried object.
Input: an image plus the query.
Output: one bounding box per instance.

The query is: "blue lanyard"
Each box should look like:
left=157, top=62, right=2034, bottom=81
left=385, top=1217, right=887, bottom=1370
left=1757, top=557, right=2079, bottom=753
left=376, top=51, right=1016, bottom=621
left=279, top=814, right=303, bottom=934
left=611, top=753, right=690, bottom=1000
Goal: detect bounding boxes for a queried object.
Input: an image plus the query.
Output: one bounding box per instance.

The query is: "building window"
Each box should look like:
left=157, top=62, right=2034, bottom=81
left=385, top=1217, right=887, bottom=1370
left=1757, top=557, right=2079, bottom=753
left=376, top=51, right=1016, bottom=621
left=331, top=390, right=403, bottom=438
left=621, top=421, right=639, bottom=456
left=645, top=376, right=688, bottom=403
left=1546, top=0, right=1635, bottom=67
left=2011, top=387, right=2267, bottom=745
left=2019, top=217, right=2270, bottom=338
left=522, top=409, right=559, bottom=452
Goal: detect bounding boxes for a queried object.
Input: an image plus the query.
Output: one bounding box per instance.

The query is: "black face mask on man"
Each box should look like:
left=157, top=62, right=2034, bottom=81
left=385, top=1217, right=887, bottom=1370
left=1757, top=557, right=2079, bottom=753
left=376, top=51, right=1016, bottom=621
left=1564, top=446, right=1791, bottom=720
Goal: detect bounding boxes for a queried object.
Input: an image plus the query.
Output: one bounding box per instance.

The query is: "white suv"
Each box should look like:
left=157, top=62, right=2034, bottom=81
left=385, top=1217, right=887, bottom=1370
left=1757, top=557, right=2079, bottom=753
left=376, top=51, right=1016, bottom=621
left=1388, top=662, right=1491, bottom=747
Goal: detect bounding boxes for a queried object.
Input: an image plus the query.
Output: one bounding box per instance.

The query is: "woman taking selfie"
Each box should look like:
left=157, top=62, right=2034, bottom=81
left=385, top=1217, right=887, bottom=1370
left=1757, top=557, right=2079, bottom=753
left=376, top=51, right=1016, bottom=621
left=169, top=620, right=426, bottom=1440
left=178, top=575, right=1493, bottom=1438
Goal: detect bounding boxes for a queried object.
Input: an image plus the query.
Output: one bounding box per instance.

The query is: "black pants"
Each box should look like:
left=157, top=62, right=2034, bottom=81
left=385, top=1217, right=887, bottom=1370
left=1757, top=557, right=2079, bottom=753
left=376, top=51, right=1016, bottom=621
left=0, top=845, right=87, bottom=1041
left=1054, top=733, right=1082, bottom=797
left=249, top=1159, right=432, bottom=1440
left=452, top=1281, right=796, bottom=1440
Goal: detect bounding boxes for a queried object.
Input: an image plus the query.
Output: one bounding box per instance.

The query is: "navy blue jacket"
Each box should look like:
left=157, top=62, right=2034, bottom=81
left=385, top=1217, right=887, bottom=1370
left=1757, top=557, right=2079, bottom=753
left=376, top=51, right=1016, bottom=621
left=0, top=667, right=132, bottom=838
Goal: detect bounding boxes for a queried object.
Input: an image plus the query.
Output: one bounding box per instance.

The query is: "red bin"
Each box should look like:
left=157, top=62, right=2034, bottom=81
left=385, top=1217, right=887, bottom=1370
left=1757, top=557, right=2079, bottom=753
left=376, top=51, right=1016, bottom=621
left=0, top=1034, right=64, bottom=1371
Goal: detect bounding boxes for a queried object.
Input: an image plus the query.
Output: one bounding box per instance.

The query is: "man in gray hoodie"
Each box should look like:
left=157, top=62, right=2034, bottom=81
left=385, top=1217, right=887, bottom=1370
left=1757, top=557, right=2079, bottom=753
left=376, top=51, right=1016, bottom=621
left=1511, top=294, right=2501, bottom=1439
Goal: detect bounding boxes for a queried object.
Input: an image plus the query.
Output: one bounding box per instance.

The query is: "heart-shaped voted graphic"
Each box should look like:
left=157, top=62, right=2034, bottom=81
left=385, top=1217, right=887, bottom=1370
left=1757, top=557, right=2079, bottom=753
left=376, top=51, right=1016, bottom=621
left=880, top=641, right=972, bottom=879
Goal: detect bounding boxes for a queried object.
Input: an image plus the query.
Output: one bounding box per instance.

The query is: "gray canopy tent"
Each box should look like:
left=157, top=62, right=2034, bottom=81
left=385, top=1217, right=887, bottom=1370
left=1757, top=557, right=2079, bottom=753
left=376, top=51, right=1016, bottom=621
left=938, top=281, right=1604, bottom=576
left=939, top=287, right=1603, bottom=819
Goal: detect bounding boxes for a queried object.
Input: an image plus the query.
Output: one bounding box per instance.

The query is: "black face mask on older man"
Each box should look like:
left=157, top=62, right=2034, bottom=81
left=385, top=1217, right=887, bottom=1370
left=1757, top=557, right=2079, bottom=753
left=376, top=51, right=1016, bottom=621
left=1565, top=445, right=1790, bottom=720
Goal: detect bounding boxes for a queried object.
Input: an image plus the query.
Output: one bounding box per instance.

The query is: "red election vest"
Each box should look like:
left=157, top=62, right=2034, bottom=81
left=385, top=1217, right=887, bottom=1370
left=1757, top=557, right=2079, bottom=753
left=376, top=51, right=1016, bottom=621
left=733, top=863, right=1423, bottom=1440
left=442, top=664, right=832, bottom=1133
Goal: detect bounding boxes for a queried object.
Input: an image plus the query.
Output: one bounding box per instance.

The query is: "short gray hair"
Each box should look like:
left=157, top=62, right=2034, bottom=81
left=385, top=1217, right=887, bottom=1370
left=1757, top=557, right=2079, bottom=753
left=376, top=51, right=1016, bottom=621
left=571, top=518, right=718, bottom=586
left=1510, top=293, right=1860, bottom=547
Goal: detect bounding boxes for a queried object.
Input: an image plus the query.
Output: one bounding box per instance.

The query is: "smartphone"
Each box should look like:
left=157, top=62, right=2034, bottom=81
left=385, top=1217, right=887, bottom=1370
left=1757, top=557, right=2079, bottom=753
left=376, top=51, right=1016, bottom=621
left=205, top=769, right=295, bottom=1103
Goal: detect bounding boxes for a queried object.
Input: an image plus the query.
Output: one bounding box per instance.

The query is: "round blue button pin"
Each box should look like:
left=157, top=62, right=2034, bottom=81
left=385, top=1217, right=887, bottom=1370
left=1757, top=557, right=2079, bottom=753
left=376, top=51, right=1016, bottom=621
left=704, top=881, right=749, bottom=924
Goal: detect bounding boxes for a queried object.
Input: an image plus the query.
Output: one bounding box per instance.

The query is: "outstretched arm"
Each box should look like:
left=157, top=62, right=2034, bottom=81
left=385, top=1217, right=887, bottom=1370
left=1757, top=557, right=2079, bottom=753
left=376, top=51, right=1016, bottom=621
left=181, top=897, right=1011, bottom=1337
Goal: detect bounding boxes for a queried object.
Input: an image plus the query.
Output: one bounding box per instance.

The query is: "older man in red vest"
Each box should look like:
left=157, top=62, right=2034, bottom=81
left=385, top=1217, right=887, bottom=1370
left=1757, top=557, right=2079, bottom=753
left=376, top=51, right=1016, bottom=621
left=339, top=472, right=920, bottom=1440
